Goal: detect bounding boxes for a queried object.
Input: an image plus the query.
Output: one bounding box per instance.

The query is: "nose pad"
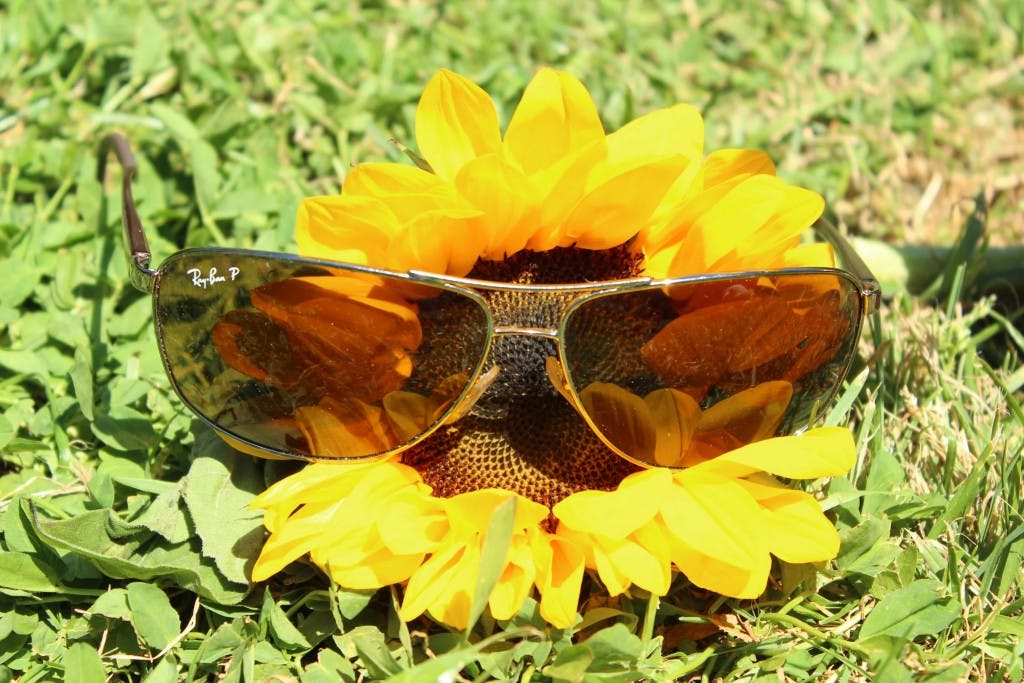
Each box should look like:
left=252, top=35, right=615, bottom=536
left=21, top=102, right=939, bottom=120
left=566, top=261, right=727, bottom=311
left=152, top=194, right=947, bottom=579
left=544, top=356, right=579, bottom=408
left=443, top=365, right=501, bottom=425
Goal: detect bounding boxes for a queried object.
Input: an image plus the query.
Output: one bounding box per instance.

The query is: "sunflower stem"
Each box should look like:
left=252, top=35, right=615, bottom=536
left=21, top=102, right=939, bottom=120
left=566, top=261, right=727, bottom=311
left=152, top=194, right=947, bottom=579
left=640, top=592, right=659, bottom=650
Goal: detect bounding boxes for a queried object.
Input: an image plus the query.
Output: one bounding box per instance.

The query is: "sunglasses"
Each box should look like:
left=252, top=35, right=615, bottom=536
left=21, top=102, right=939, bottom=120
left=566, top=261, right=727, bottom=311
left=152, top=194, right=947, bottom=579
left=100, top=134, right=880, bottom=469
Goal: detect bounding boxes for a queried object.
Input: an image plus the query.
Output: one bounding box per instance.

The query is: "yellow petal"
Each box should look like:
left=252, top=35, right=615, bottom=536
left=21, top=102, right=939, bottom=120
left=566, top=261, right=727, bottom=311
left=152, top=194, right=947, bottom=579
left=445, top=489, right=549, bottom=537
left=696, top=427, right=856, bottom=480
left=251, top=461, right=415, bottom=522
left=601, top=104, right=702, bottom=237
left=637, top=172, right=753, bottom=277
left=702, top=149, right=775, bottom=189
left=314, top=525, right=404, bottom=578
left=534, top=533, right=585, bottom=629
left=723, top=184, right=825, bottom=270
left=454, top=153, right=539, bottom=258
left=381, top=211, right=483, bottom=275
left=588, top=535, right=634, bottom=596
left=554, top=469, right=673, bottom=538
left=605, top=104, right=703, bottom=169
left=416, top=69, right=501, bottom=180
left=251, top=499, right=344, bottom=580
left=327, top=549, right=427, bottom=589
left=488, top=535, right=536, bottom=621
left=376, top=494, right=449, bottom=555
left=503, top=68, right=604, bottom=175
left=736, top=481, right=841, bottom=563
left=401, top=541, right=478, bottom=628
left=782, top=242, right=836, bottom=268
left=600, top=535, right=671, bottom=595
left=295, top=195, right=396, bottom=264
left=670, top=174, right=788, bottom=275
left=562, top=155, right=690, bottom=250
left=342, top=161, right=449, bottom=197
left=526, top=139, right=607, bottom=251
left=660, top=470, right=766, bottom=571
left=668, top=538, right=771, bottom=598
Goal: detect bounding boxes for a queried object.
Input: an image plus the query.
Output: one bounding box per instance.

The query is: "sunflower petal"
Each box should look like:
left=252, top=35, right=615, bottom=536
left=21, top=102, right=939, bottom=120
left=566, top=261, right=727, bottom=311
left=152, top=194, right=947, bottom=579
left=696, top=427, right=856, bottom=480
left=454, top=153, right=539, bottom=258
left=416, top=69, right=501, bottom=180
left=661, top=470, right=766, bottom=571
left=488, top=536, right=536, bottom=621
left=605, top=103, right=703, bottom=168
left=669, top=538, right=772, bottom=598
left=251, top=499, right=344, bottom=580
left=702, top=149, right=775, bottom=188
left=503, top=68, right=604, bottom=175
left=526, top=139, right=607, bottom=251
left=328, top=549, right=427, bottom=589
left=295, top=195, right=396, bottom=264
left=400, top=542, right=476, bottom=627
left=534, top=533, right=585, bottom=629
left=554, top=468, right=673, bottom=538
left=736, top=481, right=841, bottom=563
left=563, top=155, right=690, bottom=249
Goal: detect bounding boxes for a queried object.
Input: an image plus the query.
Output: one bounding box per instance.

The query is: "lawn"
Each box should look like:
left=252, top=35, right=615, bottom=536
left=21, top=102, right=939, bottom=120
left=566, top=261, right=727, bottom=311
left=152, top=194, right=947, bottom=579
left=1, top=1, right=1022, bottom=680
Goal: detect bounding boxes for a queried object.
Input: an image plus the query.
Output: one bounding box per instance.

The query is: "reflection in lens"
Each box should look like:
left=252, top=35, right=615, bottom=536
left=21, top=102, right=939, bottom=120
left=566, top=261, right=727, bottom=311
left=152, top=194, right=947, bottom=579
left=564, top=273, right=861, bottom=467
left=154, top=253, right=489, bottom=459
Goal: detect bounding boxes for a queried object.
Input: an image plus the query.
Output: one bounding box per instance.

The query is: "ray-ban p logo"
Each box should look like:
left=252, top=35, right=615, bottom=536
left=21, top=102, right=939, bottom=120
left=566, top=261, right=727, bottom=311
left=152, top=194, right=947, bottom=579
left=187, top=266, right=240, bottom=289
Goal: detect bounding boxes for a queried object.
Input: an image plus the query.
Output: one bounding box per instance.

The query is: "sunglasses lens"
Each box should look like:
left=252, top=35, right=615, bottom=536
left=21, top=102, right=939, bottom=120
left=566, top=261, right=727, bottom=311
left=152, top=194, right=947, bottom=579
left=153, top=252, right=490, bottom=459
left=562, top=273, right=863, bottom=467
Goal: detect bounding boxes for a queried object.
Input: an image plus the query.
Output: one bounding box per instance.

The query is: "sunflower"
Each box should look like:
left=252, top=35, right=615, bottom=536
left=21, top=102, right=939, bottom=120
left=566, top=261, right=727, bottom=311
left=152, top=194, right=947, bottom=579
left=249, top=68, right=855, bottom=629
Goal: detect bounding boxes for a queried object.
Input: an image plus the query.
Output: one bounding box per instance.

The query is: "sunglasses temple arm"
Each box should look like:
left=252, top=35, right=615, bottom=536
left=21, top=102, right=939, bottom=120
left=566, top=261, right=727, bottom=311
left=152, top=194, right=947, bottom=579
left=98, top=134, right=157, bottom=292
left=814, top=219, right=882, bottom=313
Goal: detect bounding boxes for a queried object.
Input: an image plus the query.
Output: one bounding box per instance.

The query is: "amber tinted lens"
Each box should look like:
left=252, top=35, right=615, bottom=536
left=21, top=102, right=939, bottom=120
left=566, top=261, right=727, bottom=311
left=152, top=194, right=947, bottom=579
left=153, top=252, right=490, bottom=459
left=561, top=273, right=863, bottom=467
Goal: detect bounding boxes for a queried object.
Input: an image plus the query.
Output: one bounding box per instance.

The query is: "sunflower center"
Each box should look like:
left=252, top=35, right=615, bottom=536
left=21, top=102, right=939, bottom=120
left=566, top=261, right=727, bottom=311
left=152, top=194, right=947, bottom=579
left=402, top=245, right=644, bottom=509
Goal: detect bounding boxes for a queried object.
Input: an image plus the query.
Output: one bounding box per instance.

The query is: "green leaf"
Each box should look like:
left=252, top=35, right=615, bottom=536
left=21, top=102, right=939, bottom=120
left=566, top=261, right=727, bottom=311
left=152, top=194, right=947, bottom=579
left=467, top=495, right=516, bottom=634
left=190, top=139, right=222, bottom=236
left=181, top=427, right=266, bottom=584
left=0, top=258, right=40, bottom=309
left=859, top=579, right=961, bottom=642
left=861, top=449, right=906, bottom=515
left=543, top=624, right=644, bottom=683
left=68, top=347, right=94, bottom=422
left=836, top=517, right=899, bottom=577
left=345, top=626, right=402, bottom=680
left=31, top=506, right=249, bottom=604
left=150, top=102, right=200, bottom=141
left=334, top=587, right=376, bottom=620
left=87, top=589, right=131, bottom=620
left=91, top=406, right=158, bottom=452
left=0, top=415, right=13, bottom=451
left=127, top=582, right=181, bottom=651
left=0, top=551, right=61, bottom=593
left=124, top=487, right=190, bottom=545
left=63, top=642, right=106, bottom=683
left=140, top=656, right=179, bottom=683
left=260, top=589, right=311, bottom=651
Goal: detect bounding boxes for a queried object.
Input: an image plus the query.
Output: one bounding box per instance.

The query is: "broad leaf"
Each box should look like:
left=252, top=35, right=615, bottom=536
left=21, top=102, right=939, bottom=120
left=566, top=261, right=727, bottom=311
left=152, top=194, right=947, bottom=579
left=859, top=579, right=961, bottom=642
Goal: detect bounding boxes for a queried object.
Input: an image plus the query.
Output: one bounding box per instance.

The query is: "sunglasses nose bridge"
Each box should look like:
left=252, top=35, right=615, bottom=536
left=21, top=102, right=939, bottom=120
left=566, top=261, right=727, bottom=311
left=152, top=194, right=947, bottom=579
left=491, top=325, right=559, bottom=339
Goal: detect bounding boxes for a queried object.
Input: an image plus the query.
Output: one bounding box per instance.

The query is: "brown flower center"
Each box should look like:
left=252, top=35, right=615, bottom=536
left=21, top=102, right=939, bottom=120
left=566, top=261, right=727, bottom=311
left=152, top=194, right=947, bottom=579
left=402, top=246, right=645, bottom=508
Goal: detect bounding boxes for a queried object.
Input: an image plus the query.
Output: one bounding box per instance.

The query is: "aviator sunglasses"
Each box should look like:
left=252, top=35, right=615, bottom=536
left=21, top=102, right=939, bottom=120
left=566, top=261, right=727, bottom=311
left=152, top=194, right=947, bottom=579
left=100, top=134, right=880, bottom=469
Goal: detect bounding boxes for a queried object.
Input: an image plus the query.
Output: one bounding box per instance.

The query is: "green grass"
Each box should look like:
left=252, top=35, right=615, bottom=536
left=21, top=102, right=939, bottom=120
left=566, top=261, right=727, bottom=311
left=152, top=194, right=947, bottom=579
left=1, top=0, right=1022, bottom=680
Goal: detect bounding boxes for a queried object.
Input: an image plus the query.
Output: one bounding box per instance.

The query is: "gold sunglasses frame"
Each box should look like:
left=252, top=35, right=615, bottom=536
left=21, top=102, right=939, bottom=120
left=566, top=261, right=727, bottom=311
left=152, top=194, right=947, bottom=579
left=100, top=133, right=882, bottom=466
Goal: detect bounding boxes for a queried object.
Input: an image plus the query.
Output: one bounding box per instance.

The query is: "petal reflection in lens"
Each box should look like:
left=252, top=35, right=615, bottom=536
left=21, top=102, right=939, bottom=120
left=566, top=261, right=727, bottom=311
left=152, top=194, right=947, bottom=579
left=563, top=273, right=860, bottom=467
left=156, top=253, right=488, bottom=459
